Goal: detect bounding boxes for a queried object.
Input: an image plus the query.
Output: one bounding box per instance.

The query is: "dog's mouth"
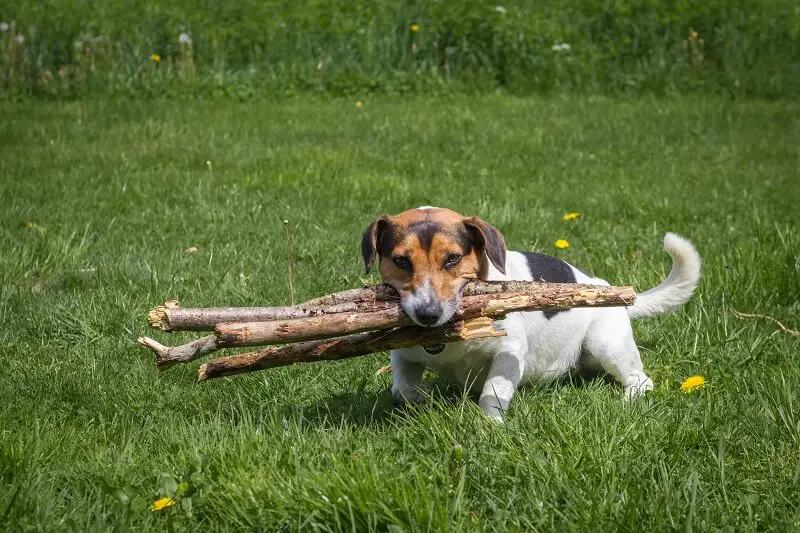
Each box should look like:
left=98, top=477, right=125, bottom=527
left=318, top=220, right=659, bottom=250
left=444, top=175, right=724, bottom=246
left=423, top=344, right=445, bottom=355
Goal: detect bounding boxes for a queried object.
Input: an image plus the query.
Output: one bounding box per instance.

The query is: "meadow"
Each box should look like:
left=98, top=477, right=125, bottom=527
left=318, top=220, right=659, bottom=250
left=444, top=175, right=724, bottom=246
left=1, top=95, right=798, bottom=530
left=2, top=0, right=799, bottom=99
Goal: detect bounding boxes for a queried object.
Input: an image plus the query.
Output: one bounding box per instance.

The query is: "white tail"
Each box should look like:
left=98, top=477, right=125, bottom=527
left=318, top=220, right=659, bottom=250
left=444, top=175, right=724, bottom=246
left=627, top=233, right=701, bottom=320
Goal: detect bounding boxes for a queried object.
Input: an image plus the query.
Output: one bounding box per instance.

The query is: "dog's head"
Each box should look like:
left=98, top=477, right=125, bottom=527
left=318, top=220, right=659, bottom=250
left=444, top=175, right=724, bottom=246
left=361, top=207, right=506, bottom=327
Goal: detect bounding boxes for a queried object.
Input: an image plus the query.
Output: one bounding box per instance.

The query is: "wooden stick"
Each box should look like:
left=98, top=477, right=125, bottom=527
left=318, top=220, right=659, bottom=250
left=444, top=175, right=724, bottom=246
left=213, top=284, right=635, bottom=347
left=147, top=299, right=398, bottom=332
left=198, top=317, right=505, bottom=381
left=140, top=283, right=635, bottom=370
left=138, top=335, right=219, bottom=371
left=148, top=280, right=635, bottom=332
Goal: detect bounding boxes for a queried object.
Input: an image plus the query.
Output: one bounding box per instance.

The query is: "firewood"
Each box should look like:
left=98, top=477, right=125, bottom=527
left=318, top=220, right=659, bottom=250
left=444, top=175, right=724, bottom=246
left=197, top=317, right=505, bottom=381
left=214, top=284, right=635, bottom=347
left=147, top=280, right=634, bottom=332
left=139, top=283, right=634, bottom=371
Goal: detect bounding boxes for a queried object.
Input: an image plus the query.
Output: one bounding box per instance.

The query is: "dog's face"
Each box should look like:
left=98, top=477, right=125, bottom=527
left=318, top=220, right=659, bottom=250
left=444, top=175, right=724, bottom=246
left=361, top=207, right=506, bottom=327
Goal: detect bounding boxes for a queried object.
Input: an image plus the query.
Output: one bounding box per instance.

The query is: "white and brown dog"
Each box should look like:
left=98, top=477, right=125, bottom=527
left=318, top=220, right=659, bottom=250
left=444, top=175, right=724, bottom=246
left=361, top=207, right=701, bottom=421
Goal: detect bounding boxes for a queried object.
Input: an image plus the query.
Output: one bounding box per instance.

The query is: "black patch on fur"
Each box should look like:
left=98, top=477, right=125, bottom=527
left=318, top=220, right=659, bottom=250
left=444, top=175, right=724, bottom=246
left=408, top=220, right=441, bottom=251
left=519, top=251, right=577, bottom=319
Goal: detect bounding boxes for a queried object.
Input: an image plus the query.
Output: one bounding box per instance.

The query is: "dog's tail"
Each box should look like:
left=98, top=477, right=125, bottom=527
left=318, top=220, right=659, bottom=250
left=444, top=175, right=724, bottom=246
left=627, top=233, right=701, bottom=320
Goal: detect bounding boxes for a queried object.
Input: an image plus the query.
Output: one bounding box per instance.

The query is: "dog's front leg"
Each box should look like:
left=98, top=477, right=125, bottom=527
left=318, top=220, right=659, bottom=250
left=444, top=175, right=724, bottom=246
left=390, top=349, right=431, bottom=405
left=478, top=351, right=524, bottom=422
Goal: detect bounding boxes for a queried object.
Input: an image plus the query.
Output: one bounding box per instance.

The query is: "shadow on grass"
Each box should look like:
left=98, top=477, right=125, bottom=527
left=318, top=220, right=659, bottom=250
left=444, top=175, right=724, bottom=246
left=295, top=369, right=624, bottom=429
left=298, top=378, right=474, bottom=429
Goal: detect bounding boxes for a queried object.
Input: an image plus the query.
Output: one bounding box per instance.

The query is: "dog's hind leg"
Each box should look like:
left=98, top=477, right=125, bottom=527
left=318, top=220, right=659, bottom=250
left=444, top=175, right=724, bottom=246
left=581, top=313, right=653, bottom=399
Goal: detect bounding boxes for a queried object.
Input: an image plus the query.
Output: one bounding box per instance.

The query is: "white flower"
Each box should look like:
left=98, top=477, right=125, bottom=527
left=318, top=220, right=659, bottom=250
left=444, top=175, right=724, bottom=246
left=495, top=6, right=507, bottom=14
left=0, top=22, right=9, bottom=32
left=551, top=42, right=571, bottom=52
left=178, top=32, right=192, bottom=44
left=15, top=34, right=25, bottom=45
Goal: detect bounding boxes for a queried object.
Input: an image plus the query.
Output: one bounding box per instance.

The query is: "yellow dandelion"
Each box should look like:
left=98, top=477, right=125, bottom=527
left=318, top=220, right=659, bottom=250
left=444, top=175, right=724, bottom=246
left=562, top=212, right=580, bottom=221
left=410, top=23, right=420, bottom=33
left=680, top=375, right=705, bottom=393
left=150, top=54, right=161, bottom=63
left=151, top=497, right=176, bottom=511
left=554, top=239, right=570, bottom=249
left=355, top=100, right=364, bottom=109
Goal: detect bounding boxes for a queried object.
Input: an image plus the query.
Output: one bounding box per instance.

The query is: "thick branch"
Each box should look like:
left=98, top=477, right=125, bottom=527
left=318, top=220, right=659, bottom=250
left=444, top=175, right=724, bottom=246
left=198, top=317, right=505, bottom=381
left=213, top=284, right=635, bottom=347
left=148, top=280, right=635, bottom=332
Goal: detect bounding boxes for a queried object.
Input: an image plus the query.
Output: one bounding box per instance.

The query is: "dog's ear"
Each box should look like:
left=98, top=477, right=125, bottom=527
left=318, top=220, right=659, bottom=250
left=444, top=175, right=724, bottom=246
left=465, top=216, right=507, bottom=275
left=361, top=215, right=392, bottom=273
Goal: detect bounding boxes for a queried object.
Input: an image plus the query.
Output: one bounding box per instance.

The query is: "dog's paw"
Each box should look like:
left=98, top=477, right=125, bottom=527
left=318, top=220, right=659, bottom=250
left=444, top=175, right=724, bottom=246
left=392, top=384, right=432, bottom=405
left=482, top=408, right=506, bottom=423
left=478, top=397, right=508, bottom=423
left=623, top=374, right=654, bottom=401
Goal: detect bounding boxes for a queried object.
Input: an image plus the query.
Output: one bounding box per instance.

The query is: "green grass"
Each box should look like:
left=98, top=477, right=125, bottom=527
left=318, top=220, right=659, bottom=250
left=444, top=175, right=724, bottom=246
left=3, top=0, right=800, bottom=99
left=1, top=95, right=799, bottom=531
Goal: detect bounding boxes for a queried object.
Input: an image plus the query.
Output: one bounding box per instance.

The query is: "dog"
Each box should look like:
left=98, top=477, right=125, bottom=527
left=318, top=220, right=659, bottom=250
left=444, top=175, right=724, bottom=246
left=361, top=206, right=701, bottom=422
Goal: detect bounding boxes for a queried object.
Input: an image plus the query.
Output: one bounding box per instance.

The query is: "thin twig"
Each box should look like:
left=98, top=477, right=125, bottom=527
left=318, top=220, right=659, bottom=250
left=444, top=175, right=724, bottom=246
left=731, top=309, right=800, bottom=337
left=283, top=219, right=295, bottom=305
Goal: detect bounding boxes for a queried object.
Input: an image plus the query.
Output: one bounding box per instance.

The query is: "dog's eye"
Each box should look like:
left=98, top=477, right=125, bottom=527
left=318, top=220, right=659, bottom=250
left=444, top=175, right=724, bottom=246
left=445, top=253, right=462, bottom=269
left=392, top=256, right=412, bottom=271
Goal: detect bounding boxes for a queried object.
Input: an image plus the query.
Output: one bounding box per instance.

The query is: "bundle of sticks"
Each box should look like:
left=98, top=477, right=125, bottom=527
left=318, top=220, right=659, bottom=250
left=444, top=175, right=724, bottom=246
left=138, top=281, right=635, bottom=382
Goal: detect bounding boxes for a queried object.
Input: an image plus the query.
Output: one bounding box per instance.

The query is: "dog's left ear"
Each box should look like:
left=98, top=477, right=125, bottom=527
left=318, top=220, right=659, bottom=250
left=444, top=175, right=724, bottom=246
left=361, top=215, right=392, bottom=273
left=465, top=217, right=507, bottom=275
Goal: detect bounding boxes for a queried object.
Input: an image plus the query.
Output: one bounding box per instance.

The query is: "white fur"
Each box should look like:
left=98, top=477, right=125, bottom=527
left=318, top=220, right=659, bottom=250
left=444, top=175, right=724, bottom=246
left=391, top=233, right=701, bottom=421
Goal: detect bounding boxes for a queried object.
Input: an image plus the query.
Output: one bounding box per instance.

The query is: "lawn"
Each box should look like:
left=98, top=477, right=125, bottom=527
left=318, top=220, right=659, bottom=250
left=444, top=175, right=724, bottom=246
left=1, top=95, right=798, bottom=531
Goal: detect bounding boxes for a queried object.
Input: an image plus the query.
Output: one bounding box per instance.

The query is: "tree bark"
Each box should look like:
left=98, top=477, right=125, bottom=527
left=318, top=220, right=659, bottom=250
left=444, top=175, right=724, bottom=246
left=198, top=317, right=505, bottom=381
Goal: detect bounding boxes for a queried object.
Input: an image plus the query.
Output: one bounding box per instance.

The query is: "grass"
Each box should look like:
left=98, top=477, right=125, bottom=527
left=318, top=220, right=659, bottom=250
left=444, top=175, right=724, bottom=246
left=3, top=0, right=800, bottom=99
left=1, top=94, right=799, bottom=531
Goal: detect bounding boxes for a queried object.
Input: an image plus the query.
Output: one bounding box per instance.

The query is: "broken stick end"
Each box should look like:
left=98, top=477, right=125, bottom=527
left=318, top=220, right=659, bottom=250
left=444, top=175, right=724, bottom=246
left=197, top=363, right=209, bottom=381
left=147, top=300, right=180, bottom=331
left=138, top=336, right=174, bottom=371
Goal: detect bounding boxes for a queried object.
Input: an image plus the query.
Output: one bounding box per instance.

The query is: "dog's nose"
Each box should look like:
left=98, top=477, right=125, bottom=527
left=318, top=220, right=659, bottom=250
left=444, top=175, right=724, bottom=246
left=415, top=302, right=442, bottom=326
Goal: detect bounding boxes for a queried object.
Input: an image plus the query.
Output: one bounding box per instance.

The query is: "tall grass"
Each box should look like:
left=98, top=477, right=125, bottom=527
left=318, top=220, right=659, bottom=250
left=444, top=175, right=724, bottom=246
left=2, top=0, right=799, bottom=99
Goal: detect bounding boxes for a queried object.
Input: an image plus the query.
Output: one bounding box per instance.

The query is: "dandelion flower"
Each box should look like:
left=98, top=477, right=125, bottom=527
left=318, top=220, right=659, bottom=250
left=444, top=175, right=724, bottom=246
left=355, top=100, right=364, bottom=109
left=562, top=212, right=580, bottom=221
left=410, top=23, right=420, bottom=33
left=178, top=32, right=192, bottom=45
left=0, top=22, right=9, bottom=32
left=555, top=239, right=570, bottom=249
left=690, top=31, right=699, bottom=40
left=151, top=497, right=176, bottom=511
left=15, top=34, right=25, bottom=45
left=681, top=375, right=705, bottom=393
left=150, top=54, right=161, bottom=63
